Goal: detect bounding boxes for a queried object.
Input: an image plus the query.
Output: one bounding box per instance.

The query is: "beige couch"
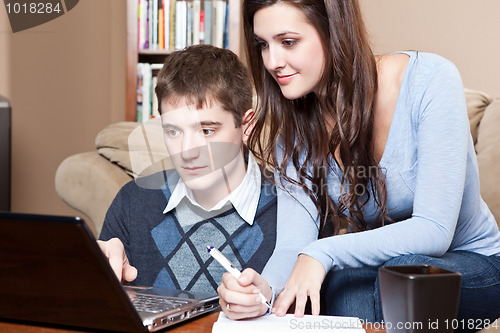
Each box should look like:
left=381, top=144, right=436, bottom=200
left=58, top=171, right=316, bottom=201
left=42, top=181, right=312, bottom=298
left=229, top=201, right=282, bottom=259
left=55, top=88, right=500, bottom=235
left=55, top=89, right=500, bottom=331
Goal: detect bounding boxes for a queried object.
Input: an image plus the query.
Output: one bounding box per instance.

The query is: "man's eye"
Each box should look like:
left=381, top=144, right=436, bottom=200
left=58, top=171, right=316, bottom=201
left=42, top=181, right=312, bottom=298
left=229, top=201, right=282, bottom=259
left=201, top=128, right=215, bottom=136
left=282, top=39, right=298, bottom=47
left=165, top=129, right=180, bottom=137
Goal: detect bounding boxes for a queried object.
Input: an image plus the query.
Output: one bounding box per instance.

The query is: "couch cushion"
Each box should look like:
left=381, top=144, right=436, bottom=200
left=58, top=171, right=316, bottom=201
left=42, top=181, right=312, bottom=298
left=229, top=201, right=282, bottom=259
left=95, top=118, right=170, bottom=177
left=475, top=98, right=500, bottom=227
left=465, top=88, right=493, bottom=145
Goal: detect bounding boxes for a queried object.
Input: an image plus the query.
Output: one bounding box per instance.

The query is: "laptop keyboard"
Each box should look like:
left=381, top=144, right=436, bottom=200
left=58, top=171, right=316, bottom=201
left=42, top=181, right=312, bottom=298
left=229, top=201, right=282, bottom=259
left=132, top=295, right=191, bottom=313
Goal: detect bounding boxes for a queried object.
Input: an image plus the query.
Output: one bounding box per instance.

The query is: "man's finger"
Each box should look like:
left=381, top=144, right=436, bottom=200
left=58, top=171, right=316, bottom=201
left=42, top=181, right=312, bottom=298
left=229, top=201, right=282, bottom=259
left=123, top=262, right=138, bottom=282
left=107, top=247, right=124, bottom=281
left=222, top=272, right=254, bottom=293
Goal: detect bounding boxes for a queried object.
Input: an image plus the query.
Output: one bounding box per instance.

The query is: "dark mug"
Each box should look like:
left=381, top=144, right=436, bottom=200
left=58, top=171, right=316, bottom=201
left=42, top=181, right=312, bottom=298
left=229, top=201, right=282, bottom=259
left=378, top=265, right=461, bottom=333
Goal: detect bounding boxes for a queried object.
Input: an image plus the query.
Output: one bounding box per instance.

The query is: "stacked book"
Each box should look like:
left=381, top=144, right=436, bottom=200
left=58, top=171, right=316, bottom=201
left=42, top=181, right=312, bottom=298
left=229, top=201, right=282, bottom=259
left=138, top=0, right=229, bottom=51
left=136, top=63, right=163, bottom=123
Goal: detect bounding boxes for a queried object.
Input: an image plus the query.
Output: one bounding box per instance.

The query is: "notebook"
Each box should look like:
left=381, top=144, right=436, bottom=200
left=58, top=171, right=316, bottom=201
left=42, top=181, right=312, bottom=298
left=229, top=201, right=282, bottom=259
left=0, top=211, right=220, bottom=332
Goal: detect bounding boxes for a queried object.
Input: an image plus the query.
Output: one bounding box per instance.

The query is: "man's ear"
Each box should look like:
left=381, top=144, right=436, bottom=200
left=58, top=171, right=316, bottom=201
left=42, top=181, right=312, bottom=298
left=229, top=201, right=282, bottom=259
left=241, top=109, right=256, bottom=143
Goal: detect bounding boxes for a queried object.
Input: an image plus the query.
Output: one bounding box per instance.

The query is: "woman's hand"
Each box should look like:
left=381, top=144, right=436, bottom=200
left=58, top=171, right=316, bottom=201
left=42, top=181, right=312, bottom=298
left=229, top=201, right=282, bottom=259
left=217, top=268, right=272, bottom=320
left=272, top=254, right=326, bottom=317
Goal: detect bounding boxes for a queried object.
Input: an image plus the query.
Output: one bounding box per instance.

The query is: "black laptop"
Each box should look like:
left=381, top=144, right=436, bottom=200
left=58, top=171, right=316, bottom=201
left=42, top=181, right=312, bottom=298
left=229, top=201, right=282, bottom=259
left=0, top=212, right=220, bottom=332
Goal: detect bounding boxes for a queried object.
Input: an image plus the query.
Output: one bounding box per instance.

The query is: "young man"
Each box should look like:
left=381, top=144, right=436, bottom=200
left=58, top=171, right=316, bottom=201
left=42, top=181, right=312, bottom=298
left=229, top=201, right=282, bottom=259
left=97, top=45, right=277, bottom=296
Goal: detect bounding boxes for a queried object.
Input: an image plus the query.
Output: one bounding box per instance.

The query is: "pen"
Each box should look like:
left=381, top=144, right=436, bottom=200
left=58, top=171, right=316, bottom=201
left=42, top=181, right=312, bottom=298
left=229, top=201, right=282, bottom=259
left=207, top=246, right=272, bottom=309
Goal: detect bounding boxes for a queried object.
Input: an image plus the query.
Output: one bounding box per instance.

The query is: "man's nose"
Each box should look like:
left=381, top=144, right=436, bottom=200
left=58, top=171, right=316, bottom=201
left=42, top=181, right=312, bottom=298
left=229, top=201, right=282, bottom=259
left=180, top=135, right=203, bottom=160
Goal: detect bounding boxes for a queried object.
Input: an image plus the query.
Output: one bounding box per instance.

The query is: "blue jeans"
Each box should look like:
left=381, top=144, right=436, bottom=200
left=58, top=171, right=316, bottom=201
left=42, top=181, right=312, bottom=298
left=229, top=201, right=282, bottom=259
left=321, top=251, right=500, bottom=333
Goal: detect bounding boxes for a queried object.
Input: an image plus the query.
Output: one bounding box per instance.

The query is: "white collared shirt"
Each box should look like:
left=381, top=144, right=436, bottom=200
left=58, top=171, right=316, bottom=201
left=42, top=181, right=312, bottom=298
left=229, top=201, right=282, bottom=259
left=163, top=152, right=262, bottom=225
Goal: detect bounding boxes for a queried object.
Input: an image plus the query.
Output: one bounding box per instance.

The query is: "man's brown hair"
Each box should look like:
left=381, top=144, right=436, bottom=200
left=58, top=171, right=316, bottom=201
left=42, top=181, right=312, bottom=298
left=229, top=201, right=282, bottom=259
left=155, top=44, right=252, bottom=127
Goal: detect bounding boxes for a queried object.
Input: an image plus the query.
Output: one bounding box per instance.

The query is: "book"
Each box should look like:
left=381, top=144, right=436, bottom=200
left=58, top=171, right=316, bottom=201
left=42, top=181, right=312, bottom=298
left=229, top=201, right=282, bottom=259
left=200, top=7, right=205, bottom=44
left=175, top=0, right=187, bottom=49
left=186, top=0, right=193, bottom=46
left=151, top=75, right=159, bottom=118
left=212, top=313, right=366, bottom=333
left=203, top=0, right=212, bottom=45
left=223, top=0, right=228, bottom=49
left=212, top=0, right=226, bottom=48
left=139, top=0, right=148, bottom=49
left=163, top=0, right=170, bottom=49
left=148, top=0, right=153, bottom=49
left=137, top=63, right=152, bottom=122
left=136, top=64, right=144, bottom=123
left=192, top=0, right=201, bottom=45
left=152, top=0, right=158, bottom=49
left=169, top=0, right=176, bottom=49
left=158, top=7, right=164, bottom=49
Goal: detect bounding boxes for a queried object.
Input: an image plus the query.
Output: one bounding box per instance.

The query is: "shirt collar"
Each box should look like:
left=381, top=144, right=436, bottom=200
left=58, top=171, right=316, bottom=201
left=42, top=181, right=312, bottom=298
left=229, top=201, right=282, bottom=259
left=163, top=151, right=262, bottom=225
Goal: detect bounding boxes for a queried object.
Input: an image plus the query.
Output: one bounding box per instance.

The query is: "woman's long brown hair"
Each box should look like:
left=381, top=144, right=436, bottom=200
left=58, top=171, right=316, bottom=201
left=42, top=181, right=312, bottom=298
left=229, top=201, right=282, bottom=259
left=244, top=0, right=390, bottom=237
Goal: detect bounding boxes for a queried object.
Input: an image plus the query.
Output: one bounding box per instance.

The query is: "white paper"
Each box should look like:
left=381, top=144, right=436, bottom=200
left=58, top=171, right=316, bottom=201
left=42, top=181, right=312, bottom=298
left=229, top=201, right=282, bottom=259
left=212, top=312, right=366, bottom=332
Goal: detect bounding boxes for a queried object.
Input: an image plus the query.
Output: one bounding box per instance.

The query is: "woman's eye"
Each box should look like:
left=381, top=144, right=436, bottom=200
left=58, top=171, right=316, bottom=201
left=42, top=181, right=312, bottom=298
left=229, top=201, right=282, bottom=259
left=282, top=39, right=298, bottom=47
left=254, top=40, right=268, bottom=50
left=201, top=128, right=215, bottom=136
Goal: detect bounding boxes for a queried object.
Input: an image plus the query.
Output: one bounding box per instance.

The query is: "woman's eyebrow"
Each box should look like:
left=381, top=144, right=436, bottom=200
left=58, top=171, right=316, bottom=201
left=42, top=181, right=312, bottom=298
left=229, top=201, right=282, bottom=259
left=253, top=31, right=300, bottom=40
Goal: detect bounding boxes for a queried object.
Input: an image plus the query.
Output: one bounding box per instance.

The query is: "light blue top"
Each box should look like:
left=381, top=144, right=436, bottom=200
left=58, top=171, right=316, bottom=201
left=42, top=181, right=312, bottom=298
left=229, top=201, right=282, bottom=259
left=261, top=51, right=500, bottom=297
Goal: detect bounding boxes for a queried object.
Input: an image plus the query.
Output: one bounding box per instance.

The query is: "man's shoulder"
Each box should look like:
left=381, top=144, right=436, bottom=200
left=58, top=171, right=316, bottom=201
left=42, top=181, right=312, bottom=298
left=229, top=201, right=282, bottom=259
left=117, top=170, right=177, bottom=202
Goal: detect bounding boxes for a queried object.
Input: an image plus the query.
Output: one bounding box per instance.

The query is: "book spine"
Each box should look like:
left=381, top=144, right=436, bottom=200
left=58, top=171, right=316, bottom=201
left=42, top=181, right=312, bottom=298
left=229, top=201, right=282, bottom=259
left=164, top=0, right=170, bottom=50
left=152, top=0, right=158, bottom=49
left=223, top=0, right=228, bottom=49
left=175, top=0, right=187, bottom=50
left=136, top=63, right=144, bottom=122
left=151, top=75, right=159, bottom=118
left=186, top=1, right=193, bottom=46
left=169, top=0, right=176, bottom=50
left=142, top=63, right=152, bottom=122
left=147, top=0, right=152, bottom=49
left=159, top=7, right=164, bottom=49
left=192, top=0, right=201, bottom=45
left=199, top=6, right=205, bottom=44
left=203, top=0, right=212, bottom=45
left=213, top=0, right=225, bottom=48
left=139, top=0, right=147, bottom=49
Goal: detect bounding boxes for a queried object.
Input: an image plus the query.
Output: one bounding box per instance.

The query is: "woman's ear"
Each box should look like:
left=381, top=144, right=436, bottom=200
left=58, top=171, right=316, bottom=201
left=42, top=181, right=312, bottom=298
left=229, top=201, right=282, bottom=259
left=241, top=109, right=256, bottom=143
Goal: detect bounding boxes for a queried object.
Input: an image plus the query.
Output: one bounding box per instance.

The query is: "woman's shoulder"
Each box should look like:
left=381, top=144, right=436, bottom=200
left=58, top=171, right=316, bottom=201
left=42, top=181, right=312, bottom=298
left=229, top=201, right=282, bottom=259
left=379, top=51, right=458, bottom=73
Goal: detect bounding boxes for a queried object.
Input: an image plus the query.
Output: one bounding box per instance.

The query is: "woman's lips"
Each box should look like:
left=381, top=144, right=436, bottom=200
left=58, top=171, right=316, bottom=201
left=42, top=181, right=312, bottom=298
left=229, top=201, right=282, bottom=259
left=277, top=73, right=296, bottom=85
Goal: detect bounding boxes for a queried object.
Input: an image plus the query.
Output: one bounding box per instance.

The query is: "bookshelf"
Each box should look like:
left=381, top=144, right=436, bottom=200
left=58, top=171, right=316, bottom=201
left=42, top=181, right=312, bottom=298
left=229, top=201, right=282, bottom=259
left=125, top=0, right=241, bottom=122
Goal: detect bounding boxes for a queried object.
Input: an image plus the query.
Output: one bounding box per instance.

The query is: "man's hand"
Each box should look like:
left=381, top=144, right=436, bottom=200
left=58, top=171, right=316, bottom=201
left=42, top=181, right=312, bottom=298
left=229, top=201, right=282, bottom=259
left=97, top=238, right=137, bottom=283
left=217, top=268, right=272, bottom=320
left=272, top=254, right=326, bottom=317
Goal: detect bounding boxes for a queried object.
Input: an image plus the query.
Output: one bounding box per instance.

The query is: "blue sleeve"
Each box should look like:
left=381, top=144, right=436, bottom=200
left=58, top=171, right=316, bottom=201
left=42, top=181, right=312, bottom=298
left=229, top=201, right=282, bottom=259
left=260, top=142, right=319, bottom=298
left=300, top=60, right=470, bottom=272
left=99, top=182, right=132, bottom=254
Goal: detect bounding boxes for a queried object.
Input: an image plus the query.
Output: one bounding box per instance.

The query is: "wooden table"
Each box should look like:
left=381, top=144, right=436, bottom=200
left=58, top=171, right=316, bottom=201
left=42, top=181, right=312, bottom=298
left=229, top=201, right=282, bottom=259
left=0, top=312, right=386, bottom=332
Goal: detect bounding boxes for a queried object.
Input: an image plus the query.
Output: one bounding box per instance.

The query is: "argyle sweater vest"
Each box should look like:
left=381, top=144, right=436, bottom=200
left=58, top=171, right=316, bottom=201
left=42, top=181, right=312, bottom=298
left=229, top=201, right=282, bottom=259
left=99, top=171, right=277, bottom=295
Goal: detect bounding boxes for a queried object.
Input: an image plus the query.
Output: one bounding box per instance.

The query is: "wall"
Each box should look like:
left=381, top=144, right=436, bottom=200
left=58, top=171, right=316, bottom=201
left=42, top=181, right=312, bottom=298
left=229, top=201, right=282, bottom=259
left=360, top=0, right=500, bottom=97
left=0, top=6, right=10, bottom=98
left=2, top=0, right=499, bottom=225
left=2, top=1, right=125, bottom=221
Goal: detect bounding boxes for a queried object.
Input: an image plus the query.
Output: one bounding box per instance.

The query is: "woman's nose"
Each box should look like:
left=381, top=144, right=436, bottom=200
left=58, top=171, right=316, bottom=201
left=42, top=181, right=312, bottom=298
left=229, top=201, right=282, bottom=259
left=264, top=45, right=284, bottom=71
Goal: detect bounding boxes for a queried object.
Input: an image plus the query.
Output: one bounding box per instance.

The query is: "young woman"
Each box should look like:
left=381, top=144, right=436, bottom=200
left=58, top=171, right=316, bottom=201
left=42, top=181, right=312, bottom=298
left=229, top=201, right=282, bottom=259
left=216, top=0, right=500, bottom=330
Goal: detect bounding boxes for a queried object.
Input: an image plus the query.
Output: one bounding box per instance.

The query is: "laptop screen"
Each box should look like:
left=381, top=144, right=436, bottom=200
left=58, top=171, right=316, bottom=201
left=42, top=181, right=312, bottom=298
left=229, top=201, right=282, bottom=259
left=0, top=212, right=146, bottom=332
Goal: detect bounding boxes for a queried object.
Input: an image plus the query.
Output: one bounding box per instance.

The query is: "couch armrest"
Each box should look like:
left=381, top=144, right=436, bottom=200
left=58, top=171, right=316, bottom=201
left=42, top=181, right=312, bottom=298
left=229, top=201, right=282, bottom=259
left=55, top=152, right=132, bottom=236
